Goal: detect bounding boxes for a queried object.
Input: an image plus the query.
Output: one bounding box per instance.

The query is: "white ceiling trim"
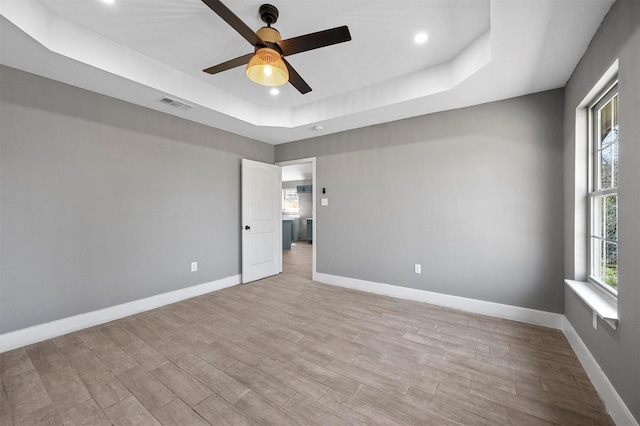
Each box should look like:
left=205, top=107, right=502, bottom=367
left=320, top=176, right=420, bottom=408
left=0, top=0, right=271, bottom=125
left=0, top=0, right=614, bottom=145
left=292, top=29, right=491, bottom=127
left=0, top=0, right=489, bottom=130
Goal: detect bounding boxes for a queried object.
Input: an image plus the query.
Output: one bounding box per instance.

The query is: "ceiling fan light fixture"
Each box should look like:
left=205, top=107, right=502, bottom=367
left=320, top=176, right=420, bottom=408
left=246, top=47, right=289, bottom=86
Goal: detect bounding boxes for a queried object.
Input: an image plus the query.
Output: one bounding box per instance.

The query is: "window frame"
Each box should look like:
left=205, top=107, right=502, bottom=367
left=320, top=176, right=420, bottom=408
left=587, top=82, right=619, bottom=297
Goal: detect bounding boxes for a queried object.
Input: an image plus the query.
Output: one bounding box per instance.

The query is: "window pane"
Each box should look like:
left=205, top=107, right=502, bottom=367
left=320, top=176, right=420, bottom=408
left=612, top=141, right=618, bottom=187
left=593, top=195, right=617, bottom=241
left=613, top=95, right=618, bottom=135
left=611, top=95, right=618, bottom=186
left=605, top=242, right=618, bottom=289
left=600, top=101, right=612, bottom=144
left=599, top=145, right=612, bottom=189
left=605, top=195, right=617, bottom=241
left=592, top=196, right=603, bottom=238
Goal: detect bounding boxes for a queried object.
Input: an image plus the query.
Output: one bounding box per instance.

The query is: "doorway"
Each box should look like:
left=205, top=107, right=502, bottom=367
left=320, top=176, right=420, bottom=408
left=277, top=158, right=316, bottom=281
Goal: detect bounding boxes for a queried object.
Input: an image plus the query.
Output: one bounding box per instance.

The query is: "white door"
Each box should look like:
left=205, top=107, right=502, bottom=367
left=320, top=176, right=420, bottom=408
left=241, top=159, right=281, bottom=283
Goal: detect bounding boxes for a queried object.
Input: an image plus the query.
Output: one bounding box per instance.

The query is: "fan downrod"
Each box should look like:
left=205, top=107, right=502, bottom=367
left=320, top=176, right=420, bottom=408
left=259, top=4, right=279, bottom=26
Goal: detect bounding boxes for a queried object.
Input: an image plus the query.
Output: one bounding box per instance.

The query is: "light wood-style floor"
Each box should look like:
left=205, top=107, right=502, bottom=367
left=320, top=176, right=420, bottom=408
left=1, top=241, right=613, bottom=425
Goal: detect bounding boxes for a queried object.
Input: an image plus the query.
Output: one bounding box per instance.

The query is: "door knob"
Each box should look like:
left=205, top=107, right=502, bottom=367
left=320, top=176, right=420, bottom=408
left=244, top=225, right=251, bottom=230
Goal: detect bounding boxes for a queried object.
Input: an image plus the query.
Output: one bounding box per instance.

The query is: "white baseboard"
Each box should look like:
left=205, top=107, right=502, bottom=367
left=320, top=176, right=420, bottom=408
left=314, top=272, right=564, bottom=329
left=314, top=272, right=637, bottom=426
left=562, top=318, right=639, bottom=426
left=0, top=275, right=241, bottom=353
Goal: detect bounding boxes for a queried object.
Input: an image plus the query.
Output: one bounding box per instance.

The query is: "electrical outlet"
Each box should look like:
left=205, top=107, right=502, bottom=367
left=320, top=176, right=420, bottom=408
left=414, top=264, right=421, bottom=274
left=191, top=261, right=198, bottom=272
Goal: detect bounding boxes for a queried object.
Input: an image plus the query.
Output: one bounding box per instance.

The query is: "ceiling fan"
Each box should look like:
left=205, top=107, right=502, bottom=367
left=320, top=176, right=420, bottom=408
left=201, top=0, right=352, bottom=94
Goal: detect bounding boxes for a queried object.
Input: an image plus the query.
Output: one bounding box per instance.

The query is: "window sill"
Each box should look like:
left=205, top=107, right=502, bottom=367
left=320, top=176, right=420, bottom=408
left=564, top=280, right=619, bottom=330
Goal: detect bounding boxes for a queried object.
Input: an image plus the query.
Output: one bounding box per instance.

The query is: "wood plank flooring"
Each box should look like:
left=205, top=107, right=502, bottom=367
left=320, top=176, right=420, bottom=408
left=1, top=241, right=613, bottom=425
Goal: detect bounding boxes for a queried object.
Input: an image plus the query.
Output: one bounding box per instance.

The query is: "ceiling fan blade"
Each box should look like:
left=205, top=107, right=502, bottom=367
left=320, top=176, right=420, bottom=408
left=203, top=53, right=254, bottom=75
left=277, top=26, right=351, bottom=57
left=201, top=0, right=264, bottom=47
left=282, top=57, right=312, bottom=94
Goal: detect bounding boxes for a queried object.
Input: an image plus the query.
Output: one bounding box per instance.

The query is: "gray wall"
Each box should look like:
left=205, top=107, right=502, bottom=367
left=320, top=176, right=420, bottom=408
left=276, top=90, right=565, bottom=313
left=0, top=65, right=273, bottom=333
left=563, top=0, right=640, bottom=422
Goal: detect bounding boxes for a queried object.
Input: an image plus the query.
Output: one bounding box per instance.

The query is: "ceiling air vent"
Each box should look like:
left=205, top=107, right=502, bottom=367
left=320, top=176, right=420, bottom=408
left=157, top=96, right=194, bottom=111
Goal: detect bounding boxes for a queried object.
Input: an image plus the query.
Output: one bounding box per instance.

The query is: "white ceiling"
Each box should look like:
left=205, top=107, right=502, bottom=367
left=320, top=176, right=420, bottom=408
left=0, top=0, right=614, bottom=145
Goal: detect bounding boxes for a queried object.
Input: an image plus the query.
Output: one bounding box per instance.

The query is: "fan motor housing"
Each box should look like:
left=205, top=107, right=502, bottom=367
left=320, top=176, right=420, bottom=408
left=257, top=26, right=282, bottom=43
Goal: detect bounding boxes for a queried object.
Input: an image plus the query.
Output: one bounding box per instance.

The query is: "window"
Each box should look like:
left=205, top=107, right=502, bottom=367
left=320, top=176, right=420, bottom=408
left=589, top=84, right=618, bottom=294
left=282, top=188, right=299, bottom=213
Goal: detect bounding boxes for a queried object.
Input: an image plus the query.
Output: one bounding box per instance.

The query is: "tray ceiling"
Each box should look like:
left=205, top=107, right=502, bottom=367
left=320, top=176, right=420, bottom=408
left=0, top=0, right=614, bottom=144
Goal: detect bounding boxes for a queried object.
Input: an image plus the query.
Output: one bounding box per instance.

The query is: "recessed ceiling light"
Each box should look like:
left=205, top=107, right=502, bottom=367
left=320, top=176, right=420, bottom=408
left=270, top=88, right=280, bottom=96
left=101, top=0, right=115, bottom=4
left=312, top=125, right=323, bottom=132
left=414, top=32, right=428, bottom=44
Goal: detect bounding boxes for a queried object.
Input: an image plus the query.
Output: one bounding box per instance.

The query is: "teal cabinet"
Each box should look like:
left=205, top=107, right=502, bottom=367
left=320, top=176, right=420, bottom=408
left=282, top=220, right=292, bottom=250
left=297, top=185, right=312, bottom=194
left=291, top=218, right=300, bottom=241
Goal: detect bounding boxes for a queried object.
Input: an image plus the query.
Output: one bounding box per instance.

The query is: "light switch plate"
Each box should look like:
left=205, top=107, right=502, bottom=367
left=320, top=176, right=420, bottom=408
left=321, top=198, right=328, bottom=206
left=191, top=261, right=198, bottom=272
left=592, top=310, right=598, bottom=330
